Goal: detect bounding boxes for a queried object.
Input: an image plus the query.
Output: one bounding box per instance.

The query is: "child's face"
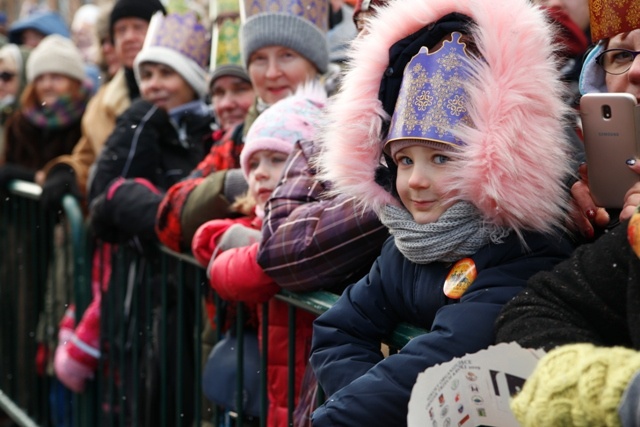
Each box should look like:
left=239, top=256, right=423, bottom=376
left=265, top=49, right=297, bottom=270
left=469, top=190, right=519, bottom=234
left=247, top=149, right=289, bottom=208
left=247, top=46, right=318, bottom=105
left=393, top=144, right=456, bottom=224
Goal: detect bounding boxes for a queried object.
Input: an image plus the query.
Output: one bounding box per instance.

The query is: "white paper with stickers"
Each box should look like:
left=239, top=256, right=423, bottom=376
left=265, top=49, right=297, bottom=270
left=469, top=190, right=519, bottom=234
left=407, top=342, right=546, bottom=427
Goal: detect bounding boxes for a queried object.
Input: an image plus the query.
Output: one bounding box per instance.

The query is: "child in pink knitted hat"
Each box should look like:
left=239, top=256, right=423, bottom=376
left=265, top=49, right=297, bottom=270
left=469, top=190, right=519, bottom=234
left=191, top=82, right=326, bottom=427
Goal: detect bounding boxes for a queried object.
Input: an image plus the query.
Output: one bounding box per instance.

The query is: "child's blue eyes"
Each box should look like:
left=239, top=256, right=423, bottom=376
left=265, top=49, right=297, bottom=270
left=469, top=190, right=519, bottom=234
left=398, top=156, right=413, bottom=165
left=397, top=155, right=450, bottom=165
left=434, top=155, right=450, bottom=164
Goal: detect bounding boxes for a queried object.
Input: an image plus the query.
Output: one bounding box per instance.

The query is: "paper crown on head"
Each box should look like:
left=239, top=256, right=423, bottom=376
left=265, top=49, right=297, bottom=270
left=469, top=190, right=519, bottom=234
left=134, top=12, right=210, bottom=97
left=143, top=11, right=210, bottom=69
left=588, top=0, right=640, bottom=41
left=241, top=0, right=328, bottom=33
left=211, top=0, right=243, bottom=72
left=385, top=32, right=473, bottom=156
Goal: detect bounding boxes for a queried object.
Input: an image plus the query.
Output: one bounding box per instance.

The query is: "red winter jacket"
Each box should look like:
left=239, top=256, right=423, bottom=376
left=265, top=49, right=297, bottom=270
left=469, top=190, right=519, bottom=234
left=199, top=217, right=315, bottom=427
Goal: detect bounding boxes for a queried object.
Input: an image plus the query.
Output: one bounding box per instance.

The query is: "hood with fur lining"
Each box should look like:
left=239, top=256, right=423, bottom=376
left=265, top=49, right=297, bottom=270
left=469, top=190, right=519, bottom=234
left=317, top=0, right=572, bottom=235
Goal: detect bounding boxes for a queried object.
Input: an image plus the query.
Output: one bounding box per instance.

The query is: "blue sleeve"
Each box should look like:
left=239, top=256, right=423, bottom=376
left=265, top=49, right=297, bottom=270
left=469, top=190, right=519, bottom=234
left=311, top=289, right=509, bottom=426
left=309, top=233, right=573, bottom=427
left=620, top=371, right=640, bottom=427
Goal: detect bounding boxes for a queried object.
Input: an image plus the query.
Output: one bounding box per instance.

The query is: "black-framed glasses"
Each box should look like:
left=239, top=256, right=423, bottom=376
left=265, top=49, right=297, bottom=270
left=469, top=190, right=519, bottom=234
left=0, top=71, right=15, bottom=82
left=596, top=48, right=640, bottom=75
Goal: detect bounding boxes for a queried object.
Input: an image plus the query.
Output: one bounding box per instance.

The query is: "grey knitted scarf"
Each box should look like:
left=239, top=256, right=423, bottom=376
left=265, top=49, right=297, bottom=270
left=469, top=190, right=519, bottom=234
left=379, top=201, right=510, bottom=264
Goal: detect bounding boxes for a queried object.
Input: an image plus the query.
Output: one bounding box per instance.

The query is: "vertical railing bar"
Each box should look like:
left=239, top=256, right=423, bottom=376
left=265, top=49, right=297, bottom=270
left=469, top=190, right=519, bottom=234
left=119, top=247, right=129, bottom=427
left=160, top=255, right=168, bottom=427
left=260, top=302, right=268, bottom=427
left=193, top=270, right=203, bottom=425
left=175, top=258, right=184, bottom=427
left=145, top=253, right=153, bottom=427
left=213, top=293, right=223, bottom=426
left=235, top=302, right=245, bottom=426
left=287, top=305, right=296, bottom=426
left=131, top=252, right=140, bottom=427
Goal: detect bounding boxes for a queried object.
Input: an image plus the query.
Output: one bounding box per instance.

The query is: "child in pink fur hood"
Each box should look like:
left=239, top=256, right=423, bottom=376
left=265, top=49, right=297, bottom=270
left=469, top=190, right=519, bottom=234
left=308, top=0, right=578, bottom=425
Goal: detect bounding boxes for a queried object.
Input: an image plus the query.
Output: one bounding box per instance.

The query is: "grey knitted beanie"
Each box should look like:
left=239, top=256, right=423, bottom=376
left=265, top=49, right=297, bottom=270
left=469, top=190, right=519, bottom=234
left=210, top=64, right=250, bottom=90
left=241, top=13, right=329, bottom=74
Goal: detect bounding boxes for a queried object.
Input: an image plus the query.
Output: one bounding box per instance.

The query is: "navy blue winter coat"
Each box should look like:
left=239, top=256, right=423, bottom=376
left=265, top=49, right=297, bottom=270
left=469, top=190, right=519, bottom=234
left=310, top=231, right=575, bottom=426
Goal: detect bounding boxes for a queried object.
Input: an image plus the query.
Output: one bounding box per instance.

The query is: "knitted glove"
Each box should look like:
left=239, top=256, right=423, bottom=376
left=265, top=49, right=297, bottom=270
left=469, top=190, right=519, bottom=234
left=191, top=219, right=232, bottom=266
left=90, top=177, right=161, bottom=243
left=511, top=343, right=640, bottom=427
left=37, top=306, right=76, bottom=378
left=223, top=169, right=248, bottom=205
left=0, top=164, right=36, bottom=189
left=217, top=224, right=262, bottom=253
left=40, top=165, right=81, bottom=212
left=53, top=299, right=100, bottom=393
left=58, top=305, right=76, bottom=344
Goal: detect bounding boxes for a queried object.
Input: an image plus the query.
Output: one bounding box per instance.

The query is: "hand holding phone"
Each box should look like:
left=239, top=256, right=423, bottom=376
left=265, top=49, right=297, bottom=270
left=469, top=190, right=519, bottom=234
left=580, top=93, right=640, bottom=209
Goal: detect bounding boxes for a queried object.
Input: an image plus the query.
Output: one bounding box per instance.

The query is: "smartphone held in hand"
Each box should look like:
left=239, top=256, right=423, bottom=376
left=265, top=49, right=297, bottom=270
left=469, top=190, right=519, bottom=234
left=580, top=92, right=640, bottom=209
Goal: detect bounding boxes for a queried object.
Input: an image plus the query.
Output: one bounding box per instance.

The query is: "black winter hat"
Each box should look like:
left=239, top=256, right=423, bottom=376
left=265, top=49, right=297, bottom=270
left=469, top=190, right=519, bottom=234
left=109, top=0, right=166, bottom=35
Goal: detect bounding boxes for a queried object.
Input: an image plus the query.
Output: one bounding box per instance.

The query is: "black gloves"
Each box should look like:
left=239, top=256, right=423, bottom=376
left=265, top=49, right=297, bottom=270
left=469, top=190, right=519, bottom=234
left=0, top=164, right=36, bottom=189
left=40, top=166, right=81, bottom=212
left=89, top=177, right=163, bottom=243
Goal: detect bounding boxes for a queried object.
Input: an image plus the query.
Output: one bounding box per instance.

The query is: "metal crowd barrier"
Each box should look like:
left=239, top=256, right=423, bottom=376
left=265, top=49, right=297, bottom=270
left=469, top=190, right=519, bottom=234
left=0, top=180, right=427, bottom=427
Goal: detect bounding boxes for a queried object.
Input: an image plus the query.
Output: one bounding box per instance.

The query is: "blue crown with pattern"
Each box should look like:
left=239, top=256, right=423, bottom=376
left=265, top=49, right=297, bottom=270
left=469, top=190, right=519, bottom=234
left=241, top=0, right=328, bottom=33
left=144, top=11, right=210, bottom=69
left=386, top=32, right=473, bottom=150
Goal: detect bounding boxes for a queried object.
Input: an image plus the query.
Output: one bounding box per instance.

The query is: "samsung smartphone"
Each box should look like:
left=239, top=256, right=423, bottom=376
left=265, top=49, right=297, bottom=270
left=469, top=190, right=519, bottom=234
left=580, top=92, right=640, bottom=208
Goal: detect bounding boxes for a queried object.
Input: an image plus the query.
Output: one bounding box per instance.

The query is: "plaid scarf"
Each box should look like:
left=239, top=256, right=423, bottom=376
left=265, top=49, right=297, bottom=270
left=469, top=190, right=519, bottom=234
left=22, top=83, right=91, bottom=130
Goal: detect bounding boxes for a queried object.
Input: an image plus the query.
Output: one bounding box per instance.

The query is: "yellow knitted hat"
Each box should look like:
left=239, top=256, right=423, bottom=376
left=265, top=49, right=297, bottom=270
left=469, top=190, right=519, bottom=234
left=511, top=343, right=640, bottom=427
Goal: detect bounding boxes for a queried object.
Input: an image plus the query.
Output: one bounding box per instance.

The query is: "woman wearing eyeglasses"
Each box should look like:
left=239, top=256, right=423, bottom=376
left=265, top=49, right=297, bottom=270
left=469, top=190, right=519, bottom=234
left=0, top=43, right=29, bottom=158
left=569, top=4, right=640, bottom=240
left=493, top=3, right=640, bottom=426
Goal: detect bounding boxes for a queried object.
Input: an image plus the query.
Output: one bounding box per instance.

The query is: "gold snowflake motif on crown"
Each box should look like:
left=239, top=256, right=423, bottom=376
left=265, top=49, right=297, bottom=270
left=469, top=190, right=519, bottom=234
left=386, top=32, right=472, bottom=147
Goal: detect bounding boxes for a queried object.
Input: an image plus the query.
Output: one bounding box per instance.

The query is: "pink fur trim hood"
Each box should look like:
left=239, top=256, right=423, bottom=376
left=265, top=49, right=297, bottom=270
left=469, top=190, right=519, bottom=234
left=317, top=0, right=573, bottom=234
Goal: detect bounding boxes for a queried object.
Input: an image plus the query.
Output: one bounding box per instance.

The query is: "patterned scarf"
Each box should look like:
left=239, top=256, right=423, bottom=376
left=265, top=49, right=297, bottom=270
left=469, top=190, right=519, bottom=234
left=379, top=201, right=510, bottom=264
left=23, top=84, right=91, bottom=130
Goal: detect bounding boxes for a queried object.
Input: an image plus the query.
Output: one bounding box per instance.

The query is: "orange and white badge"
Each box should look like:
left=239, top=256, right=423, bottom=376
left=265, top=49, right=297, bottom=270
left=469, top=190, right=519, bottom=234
left=628, top=205, right=640, bottom=259
left=443, top=258, right=477, bottom=299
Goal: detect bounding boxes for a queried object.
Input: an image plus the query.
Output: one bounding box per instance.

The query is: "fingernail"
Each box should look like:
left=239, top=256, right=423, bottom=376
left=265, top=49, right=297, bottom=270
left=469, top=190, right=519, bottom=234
left=586, top=209, right=596, bottom=219
left=627, top=158, right=637, bottom=166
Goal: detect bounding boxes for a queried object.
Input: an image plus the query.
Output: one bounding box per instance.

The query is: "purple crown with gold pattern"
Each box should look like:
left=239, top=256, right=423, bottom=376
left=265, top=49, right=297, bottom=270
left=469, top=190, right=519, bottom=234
left=144, top=12, right=210, bottom=69
left=386, top=32, right=473, bottom=150
left=241, top=0, right=328, bottom=33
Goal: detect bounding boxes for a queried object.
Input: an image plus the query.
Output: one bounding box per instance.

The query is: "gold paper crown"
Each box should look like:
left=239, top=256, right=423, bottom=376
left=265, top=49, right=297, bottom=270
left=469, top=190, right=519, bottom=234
left=213, top=0, right=242, bottom=18
left=240, top=0, right=328, bottom=33
left=589, top=0, right=640, bottom=41
left=145, top=12, right=210, bottom=69
left=210, top=0, right=243, bottom=70
left=211, top=15, right=243, bottom=70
